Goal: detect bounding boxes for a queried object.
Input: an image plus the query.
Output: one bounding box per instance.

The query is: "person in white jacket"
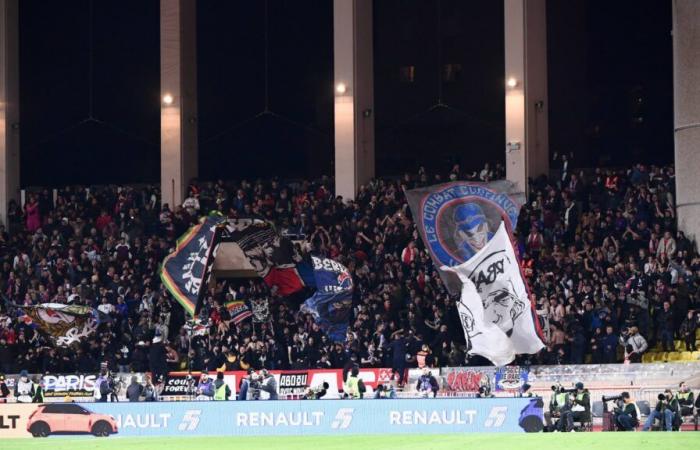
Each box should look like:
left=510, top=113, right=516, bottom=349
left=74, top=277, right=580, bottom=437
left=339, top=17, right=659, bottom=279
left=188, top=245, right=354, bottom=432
left=620, top=326, right=648, bottom=363
left=656, top=231, right=677, bottom=259
left=14, top=370, right=35, bottom=403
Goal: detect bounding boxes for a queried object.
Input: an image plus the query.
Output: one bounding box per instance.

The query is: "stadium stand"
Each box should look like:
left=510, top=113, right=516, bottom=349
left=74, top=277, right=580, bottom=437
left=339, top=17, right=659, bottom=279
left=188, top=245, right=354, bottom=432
left=0, top=162, right=698, bottom=379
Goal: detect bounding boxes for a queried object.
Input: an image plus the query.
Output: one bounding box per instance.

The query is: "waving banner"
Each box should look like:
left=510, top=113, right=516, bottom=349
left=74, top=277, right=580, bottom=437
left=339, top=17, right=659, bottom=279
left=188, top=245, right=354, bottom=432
left=225, top=222, right=305, bottom=296
left=443, top=223, right=544, bottom=365
left=16, top=303, right=101, bottom=346
left=301, top=257, right=353, bottom=341
left=225, top=300, right=253, bottom=324
left=160, top=216, right=224, bottom=316
left=405, top=181, right=524, bottom=294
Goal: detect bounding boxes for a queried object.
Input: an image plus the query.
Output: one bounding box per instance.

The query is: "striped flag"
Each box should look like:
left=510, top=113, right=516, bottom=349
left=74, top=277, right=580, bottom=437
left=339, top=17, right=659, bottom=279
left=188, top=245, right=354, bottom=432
left=225, top=300, right=252, bottom=324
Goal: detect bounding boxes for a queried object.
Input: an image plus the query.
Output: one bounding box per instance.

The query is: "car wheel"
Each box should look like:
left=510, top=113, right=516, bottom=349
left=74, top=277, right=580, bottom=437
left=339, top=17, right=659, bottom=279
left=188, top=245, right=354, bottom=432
left=519, top=415, right=544, bottom=433
left=30, top=421, right=50, bottom=438
left=91, top=420, right=111, bottom=437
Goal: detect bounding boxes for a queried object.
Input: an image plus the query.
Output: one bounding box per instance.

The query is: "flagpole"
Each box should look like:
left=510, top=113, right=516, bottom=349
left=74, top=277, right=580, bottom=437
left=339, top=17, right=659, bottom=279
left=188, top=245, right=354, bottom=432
left=186, top=319, right=193, bottom=374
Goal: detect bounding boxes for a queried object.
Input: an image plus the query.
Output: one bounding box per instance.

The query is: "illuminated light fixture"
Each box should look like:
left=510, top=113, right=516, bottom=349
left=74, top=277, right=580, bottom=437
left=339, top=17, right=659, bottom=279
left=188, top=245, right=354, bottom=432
left=162, top=93, right=174, bottom=105
left=335, top=82, right=347, bottom=95
left=506, top=77, right=518, bottom=89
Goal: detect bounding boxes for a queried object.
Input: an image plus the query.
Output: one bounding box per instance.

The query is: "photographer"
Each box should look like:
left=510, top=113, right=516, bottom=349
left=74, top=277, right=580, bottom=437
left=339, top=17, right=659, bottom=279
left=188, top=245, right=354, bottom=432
left=15, top=370, right=35, bottom=403
left=476, top=378, right=494, bottom=399
left=675, top=382, right=695, bottom=417
left=344, top=366, right=362, bottom=399
left=94, top=370, right=110, bottom=403
left=305, top=382, right=330, bottom=400
left=373, top=384, right=397, bottom=399
left=613, top=392, right=639, bottom=431
left=143, top=375, right=158, bottom=402
left=560, top=382, right=591, bottom=431
left=259, top=369, right=278, bottom=400
left=238, top=368, right=254, bottom=401
left=619, top=327, right=647, bottom=363
left=248, top=372, right=263, bottom=400
left=197, top=371, right=215, bottom=400
left=416, top=368, right=439, bottom=398
left=643, top=389, right=677, bottom=431
left=519, top=383, right=534, bottom=398
left=126, top=376, right=143, bottom=402
left=544, top=385, right=570, bottom=432
left=213, top=371, right=232, bottom=401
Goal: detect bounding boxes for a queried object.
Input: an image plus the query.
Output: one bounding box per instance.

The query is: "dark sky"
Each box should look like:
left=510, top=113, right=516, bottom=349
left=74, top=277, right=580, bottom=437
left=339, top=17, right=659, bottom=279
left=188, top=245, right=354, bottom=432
left=18, top=0, right=673, bottom=187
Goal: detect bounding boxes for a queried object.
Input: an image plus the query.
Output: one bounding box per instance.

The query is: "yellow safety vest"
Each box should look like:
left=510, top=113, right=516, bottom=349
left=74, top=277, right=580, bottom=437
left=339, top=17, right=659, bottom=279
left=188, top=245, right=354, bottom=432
left=555, top=393, right=568, bottom=408
left=345, top=376, right=360, bottom=399
left=214, top=383, right=227, bottom=401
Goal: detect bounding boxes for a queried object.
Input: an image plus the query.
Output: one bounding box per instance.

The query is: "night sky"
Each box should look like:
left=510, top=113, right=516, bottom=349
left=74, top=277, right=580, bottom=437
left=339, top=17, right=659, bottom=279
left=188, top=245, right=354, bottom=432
left=17, top=0, right=673, bottom=187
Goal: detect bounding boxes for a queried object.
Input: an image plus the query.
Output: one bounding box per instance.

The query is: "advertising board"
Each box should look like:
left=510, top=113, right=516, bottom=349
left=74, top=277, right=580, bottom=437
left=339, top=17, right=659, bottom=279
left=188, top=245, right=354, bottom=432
left=1, top=397, right=543, bottom=438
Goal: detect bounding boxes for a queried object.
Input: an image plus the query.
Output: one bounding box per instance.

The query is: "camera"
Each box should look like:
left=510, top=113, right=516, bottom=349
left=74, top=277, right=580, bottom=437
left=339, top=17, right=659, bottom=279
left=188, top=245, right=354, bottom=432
left=657, top=393, right=667, bottom=401
left=560, top=388, right=577, bottom=394
left=551, top=384, right=575, bottom=394
left=602, top=394, right=624, bottom=413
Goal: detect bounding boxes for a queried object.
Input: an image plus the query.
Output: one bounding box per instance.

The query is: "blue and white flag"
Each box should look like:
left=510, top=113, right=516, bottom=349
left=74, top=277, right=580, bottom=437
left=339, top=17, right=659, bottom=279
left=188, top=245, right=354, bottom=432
left=301, top=257, right=353, bottom=342
left=405, top=180, right=524, bottom=294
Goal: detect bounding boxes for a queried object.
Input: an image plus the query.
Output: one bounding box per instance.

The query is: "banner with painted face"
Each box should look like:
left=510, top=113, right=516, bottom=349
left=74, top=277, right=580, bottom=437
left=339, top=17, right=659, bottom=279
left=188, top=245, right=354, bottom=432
left=14, top=304, right=101, bottom=347
left=405, top=181, right=524, bottom=294
left=442, top=222, right=544, bottom=364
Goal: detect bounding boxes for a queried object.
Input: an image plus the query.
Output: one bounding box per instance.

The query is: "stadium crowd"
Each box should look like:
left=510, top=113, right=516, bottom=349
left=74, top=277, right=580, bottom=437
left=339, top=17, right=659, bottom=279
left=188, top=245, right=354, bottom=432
left=0, top=157, right=698, bottom=381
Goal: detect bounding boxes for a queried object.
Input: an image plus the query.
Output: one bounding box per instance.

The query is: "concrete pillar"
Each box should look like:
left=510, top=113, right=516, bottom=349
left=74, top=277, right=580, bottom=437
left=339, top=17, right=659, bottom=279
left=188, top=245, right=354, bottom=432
left=673, top=0, right=700, bottom=242
left=504, top=0, right=549, bottom=194
left=334, top=0, right=374, bottom=201
left=0, top=0, right=19, bottom=228
left=161, top=0, right=197, bottom=209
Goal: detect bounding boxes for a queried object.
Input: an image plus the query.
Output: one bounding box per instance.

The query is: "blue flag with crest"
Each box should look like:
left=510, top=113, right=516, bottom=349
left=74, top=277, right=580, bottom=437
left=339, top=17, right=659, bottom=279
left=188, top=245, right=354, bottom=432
left=301, top=256, right=353, bottom=342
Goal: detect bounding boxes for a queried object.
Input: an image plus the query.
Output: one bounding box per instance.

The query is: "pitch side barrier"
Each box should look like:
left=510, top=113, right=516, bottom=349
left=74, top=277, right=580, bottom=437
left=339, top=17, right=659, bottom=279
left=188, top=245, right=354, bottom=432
left=3, top=362, right=698, bottom=404
left=0, top=397, right=543, bottom=438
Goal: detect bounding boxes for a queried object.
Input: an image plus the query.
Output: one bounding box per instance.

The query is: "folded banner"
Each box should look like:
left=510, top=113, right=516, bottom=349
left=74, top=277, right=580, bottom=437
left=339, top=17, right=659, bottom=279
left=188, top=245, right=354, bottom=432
left=405, top=181, right=524, bottom=294
left=160, top=216, right=224, bottom=316
left=442, top=222, right=544, bottom=364
left=301, top=257, right=353, bottom=342
left=16, top=303, right=101, bottom=347
left=225, top=222, right=305, bottom=296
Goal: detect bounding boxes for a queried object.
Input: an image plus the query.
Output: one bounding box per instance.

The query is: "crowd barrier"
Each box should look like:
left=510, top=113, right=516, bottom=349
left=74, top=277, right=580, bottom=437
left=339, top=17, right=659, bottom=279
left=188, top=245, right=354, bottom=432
left=3, top=362, right=699, bottom=403
left=0, top=397, right=543, bottom=438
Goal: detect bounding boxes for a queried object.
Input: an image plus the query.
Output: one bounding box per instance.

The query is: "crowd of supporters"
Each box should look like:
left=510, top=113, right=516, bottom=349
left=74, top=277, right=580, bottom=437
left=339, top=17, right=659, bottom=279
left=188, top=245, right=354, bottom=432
left=0, top=158, right=698, bottom=379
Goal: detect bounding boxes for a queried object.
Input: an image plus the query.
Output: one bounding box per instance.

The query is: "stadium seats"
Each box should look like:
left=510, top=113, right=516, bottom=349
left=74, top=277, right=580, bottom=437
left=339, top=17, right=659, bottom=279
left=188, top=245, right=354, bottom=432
left=667, top=352, right=682, bottom=362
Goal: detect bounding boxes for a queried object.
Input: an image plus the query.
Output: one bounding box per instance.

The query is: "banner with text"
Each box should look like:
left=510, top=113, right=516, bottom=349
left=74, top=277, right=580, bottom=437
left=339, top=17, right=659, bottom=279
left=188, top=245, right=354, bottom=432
left=0, top=398, right=543, bottom=438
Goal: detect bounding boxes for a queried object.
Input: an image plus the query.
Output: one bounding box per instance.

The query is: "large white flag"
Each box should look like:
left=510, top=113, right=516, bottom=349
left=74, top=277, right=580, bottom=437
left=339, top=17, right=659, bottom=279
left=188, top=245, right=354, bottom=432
left=442, top=222, right=544, bottom=365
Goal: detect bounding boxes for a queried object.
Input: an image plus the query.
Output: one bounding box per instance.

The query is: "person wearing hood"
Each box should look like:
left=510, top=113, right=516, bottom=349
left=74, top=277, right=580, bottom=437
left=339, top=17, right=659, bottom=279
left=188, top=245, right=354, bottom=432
left=15, top=370, right=35, bottom=403
left=213, top=371, right=231, bottom=401
left=259, top=369, right=278, bottom=400
left=126, top=376, right=144, bottom=402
